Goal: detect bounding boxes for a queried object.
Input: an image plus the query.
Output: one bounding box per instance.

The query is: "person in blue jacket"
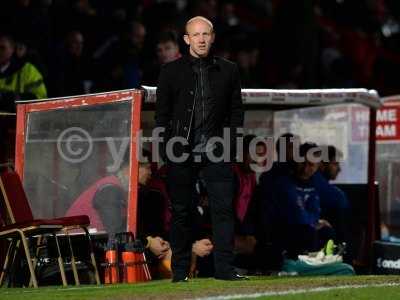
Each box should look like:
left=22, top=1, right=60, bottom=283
left=260, top=142, right=332, bottom=263
left=313, top=145, right=350, bottom=249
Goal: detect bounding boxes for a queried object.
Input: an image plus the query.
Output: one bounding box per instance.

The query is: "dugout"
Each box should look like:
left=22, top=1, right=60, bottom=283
left=10, top=87, right=381, bottom=271
left=142, top=86, right=382, bottom=270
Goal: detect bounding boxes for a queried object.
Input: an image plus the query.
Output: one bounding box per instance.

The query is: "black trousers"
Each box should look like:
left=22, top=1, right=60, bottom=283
left=167, top=156, right=235, bottom=278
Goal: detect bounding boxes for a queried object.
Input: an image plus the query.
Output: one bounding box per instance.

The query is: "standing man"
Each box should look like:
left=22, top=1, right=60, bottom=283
left=155, top=16, right=244, bottom=281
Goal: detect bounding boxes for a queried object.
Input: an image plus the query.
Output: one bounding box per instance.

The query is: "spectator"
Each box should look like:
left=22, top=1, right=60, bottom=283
left=0, top=0, right=397, bottom=97
left=0, top=0, right=52, bottom=56
left=93, top=20, right=147, bottom=91
left=142, top=30, right=182, bottom=86
left=0, top=34, right=47, bottom=112
left=156, top=31, right=182, bottom=65
left=54, top=0, right=101, bottom=53
left=49, top=30, right=94, bottom=97
left=235, top=45, right=263, bottom=88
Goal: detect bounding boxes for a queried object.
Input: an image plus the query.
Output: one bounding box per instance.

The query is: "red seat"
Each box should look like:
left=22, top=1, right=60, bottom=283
left=49, top=215, right=90, bottom=226
left=0, top=170, right=100, bottom=287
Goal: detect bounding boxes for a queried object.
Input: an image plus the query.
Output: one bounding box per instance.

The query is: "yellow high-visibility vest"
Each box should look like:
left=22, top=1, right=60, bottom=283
left=0, top=62, right=47, bottom=100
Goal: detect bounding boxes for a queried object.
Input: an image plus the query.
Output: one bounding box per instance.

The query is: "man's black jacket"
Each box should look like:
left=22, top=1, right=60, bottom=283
left=155, top=55, right=243, bottom=161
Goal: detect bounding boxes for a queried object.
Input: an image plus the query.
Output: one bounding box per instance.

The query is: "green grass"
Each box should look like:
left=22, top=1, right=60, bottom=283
left=246, top=286, right=400, bottom=300
left=1, top=275, right=400, bottom=300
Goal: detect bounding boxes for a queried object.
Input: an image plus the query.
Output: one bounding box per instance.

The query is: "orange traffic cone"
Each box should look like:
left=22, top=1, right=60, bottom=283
left=104, top=239, right=119, bottom=284
left=132, top=239, right=151, bottom=282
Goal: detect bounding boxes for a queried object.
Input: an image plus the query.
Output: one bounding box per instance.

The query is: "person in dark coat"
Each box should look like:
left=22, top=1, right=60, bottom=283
left=155, top=16, right=244, bottom=282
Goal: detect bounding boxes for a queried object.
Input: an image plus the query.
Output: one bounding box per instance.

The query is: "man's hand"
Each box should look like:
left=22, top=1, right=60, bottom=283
left=148, top=236, right=170, bottom=259
left=192, top=239, right=213, bottom=257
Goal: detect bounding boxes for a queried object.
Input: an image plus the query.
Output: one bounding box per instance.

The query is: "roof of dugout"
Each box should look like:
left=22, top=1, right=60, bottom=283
left=15, top=87, right=381, bottom=109
left=141, top=86, right=382, bottom=109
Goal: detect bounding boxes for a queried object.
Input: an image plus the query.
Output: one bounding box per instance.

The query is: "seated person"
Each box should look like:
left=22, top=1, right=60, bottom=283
left=65, top=149, right=172, bottom=277
left=232, top=135, right=266, bottom=272
left=259, top=142, right=332, bottom=264
left=267, top=133, right=301, bottom=178
left=65, top=159, right=130, bottom=234
left=233, top=135, right=258, bottom=230
left=137, top=159, right=215, bottom=278
left=313, top=145, right=350, bottom=248
left=146, top=163, right=171, bottom=240
left=144, top=160, right=215, bottom=278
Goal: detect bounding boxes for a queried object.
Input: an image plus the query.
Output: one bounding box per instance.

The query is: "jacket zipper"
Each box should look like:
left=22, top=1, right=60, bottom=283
left=200, top=60, right=205, bottom=142
left=186, top=79, right=197, bottom=140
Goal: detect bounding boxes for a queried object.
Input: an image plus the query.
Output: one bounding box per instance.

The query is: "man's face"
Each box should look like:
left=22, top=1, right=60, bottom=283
left=128, top=23, right=146, bottom=49
left=0, top=37, right=14, bottom=66
left=255, top=144, right=267, bottom=167
left=67, top=32, right=84, bottom=57
left=184, top=20, right=215, bottom=58
left=139, top=163, right=152, bottom=185
left=325, top=160, right=341, bottom=180
left=157, top=41, right=179, bottom=64
left=295, top=160, right=320, bottom=181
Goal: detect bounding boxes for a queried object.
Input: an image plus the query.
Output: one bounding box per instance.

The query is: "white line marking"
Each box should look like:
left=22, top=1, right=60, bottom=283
left=192, top=282, right=400, bottom=300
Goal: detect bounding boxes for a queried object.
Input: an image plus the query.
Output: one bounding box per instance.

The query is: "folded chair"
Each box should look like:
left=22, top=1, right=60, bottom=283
left=0, top=170, right=101, bottom=287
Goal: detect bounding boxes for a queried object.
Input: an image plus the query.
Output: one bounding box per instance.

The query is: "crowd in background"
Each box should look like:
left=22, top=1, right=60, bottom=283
left=1, top=0, right=368, bottom=278
left=1, top=0, right=400, bottom=102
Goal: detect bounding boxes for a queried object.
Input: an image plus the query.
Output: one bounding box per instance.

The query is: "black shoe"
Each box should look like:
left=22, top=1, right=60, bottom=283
left=215, top=273, right=249, bottom=281
left=172, top=276, right=189, bottom=283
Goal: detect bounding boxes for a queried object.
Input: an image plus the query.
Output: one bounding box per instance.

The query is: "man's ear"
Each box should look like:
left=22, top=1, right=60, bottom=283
left=183, top=34, right=190, bottom=45
left=210, top=32, right=215, bottom=44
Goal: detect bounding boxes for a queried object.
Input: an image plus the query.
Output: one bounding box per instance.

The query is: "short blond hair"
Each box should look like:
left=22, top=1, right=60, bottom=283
left=185, top=16, right=214, bottom=34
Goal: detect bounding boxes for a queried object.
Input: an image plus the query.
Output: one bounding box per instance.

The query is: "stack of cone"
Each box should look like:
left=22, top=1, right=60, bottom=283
left=104, top=239, right=119, bottom=284
left=126, top=239, right=151, bottom=282
left=104, top=232, right=152, bottom=284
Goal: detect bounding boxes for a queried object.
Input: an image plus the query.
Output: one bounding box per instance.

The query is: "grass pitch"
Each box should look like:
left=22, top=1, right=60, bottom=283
left=1, top=275, right=400, bottom=300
